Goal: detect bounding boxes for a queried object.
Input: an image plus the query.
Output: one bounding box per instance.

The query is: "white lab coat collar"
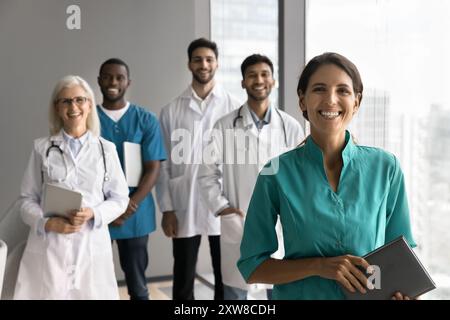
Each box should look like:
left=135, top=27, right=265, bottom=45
left=181, top=83, right=226, bottom=100
left=240, top=103, right=256, bottom=129
left=240, top=103, right=283, bottom=132
left=50, top=130, right=98, bottom=143
left=49, top=131, right=68, bottom=154
left=49, top=130, right=98, bottom=155
left=62, top=130, right=89, bottom=145
left=181, top=84, right=226, bottom=115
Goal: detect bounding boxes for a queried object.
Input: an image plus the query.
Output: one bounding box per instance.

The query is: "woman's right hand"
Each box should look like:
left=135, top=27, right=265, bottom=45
left=317, top=255, right=373, bottom=294
left=45, top=217, right=82, bottom=234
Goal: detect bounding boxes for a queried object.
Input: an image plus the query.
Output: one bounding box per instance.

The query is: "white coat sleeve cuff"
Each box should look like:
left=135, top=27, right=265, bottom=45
left=157, top=197, right=174, bottom=213
left=36, top=217, right=49, bottom=239
left=92, top=207, right=103, bottom=229
left=155, top=182, right=174, bottom=213
left=212, top=200, right=230, bottom=217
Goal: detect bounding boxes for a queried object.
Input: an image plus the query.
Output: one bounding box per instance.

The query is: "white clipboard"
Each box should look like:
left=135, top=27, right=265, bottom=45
left=123, top=141, right=143, bottom=187
left=42, top=183, right=82, bottom=218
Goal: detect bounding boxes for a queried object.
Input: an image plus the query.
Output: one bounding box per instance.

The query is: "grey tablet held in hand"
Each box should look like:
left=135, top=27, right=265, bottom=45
left=344, top=236, right=436, bottom=300
left=42, top=183, right=82, bottom=218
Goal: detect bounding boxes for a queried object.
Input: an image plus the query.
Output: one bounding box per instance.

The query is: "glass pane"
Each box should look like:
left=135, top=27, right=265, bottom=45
left=307, top=0, right=450, bottom=299
left=211, top=0, right=279, bottom=106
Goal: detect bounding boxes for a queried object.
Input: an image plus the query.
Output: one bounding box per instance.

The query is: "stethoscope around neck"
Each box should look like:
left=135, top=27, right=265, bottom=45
left=45, top=139, right=109, bottom=183
left=232, top=105, right=288, bottom=147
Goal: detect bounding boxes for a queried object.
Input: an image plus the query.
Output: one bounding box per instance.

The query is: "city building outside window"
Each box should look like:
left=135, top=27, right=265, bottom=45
left=211, top=0, right=279, bottom=106
left=306, top=0, right=450, bottom=299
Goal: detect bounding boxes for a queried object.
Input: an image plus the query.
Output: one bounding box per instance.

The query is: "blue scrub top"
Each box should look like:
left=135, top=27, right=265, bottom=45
left=98, top=104, right=166, bottom=239
left=238, top=131, right=416, bottom=299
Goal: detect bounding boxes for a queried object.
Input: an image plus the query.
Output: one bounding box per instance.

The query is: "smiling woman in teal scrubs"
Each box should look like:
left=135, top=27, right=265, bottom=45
left=237, top=53, right=416, bottom=300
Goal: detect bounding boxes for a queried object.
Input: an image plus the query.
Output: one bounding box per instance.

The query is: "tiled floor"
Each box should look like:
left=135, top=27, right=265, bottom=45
left=118, top=277, right=272, bottom=300
left=118, top=278, right=214, bottom=300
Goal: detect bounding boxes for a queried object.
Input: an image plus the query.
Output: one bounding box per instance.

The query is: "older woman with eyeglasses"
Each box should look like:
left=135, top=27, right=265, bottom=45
left=14, top=75, right=129, bottom=299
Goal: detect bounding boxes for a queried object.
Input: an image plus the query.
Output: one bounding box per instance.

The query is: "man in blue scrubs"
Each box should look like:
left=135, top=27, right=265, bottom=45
left=97, top=58, right=166, bottom=300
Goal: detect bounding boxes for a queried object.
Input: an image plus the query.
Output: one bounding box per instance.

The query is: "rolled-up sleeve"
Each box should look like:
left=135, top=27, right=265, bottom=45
left=385, top=155, right=416, bottom=248
left=155, top=107, right=174, bottom=212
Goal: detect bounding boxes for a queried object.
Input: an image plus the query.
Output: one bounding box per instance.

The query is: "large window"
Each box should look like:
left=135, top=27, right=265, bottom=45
left=211, top=0, right=279, bottom=106
left=307, top=0, right=450, bottom=299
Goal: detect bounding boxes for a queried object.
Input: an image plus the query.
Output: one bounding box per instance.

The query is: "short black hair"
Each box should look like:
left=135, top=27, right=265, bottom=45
left=241, top=54, right=274, bottom=79
left=187, top=38, right=219, bottom=61
left=99, top=58, right=130, bottom=77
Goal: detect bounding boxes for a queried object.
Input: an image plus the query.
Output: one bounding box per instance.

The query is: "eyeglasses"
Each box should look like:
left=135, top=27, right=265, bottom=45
left=55, top=96, right=89, bottom=107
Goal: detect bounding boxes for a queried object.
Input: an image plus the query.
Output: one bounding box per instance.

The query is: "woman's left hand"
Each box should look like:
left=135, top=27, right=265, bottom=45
left=391, top=292, right=420, bottom=300
left=69, top=207, right=94, bottom=226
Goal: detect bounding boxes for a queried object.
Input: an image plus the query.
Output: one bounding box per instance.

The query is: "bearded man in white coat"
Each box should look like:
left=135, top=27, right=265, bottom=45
left=198, top=54, right=304, bottom=299
left=156, top=38, right=240, bottom=300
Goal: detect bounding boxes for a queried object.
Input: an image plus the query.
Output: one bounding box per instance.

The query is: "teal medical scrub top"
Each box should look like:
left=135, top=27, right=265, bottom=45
left=238, top=131, right=416, bottom=300
left=98, top=105, right=166, bottom=240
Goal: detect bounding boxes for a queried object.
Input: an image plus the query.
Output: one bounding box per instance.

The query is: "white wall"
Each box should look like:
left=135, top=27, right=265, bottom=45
left=0, top=0, right=212, bottom=281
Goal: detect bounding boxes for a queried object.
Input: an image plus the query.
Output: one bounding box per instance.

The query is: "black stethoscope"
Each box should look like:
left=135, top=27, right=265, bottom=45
left=45, top=139, right=109, bottom=182
left=232, top=105, right=288, bottom=147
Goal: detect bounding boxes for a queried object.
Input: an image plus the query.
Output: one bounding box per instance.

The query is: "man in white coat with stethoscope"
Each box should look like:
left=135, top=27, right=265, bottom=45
left=198, top=54, right=304, bottom=299
left=156, top=38, right=240, bottom=300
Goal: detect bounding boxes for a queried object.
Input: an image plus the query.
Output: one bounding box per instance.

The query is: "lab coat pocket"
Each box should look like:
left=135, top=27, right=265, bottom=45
left=90, top=249, right=120, bottom=299
left=220, top=214, right=244, bottom=244
left=90, top=229, right=116, bottom=285
left=14, top=249, right=46, bottom=299
left=168, top=175, right=189, bottom=212
left=42, top=155, right=67, bottom=183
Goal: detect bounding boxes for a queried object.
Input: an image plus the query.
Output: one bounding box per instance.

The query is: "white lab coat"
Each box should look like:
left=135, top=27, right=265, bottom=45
left=14, top=131, right=129, bottom=300
left=156, top=85, right=240, bottom=238
left=198, top=104, right=304, bottom=289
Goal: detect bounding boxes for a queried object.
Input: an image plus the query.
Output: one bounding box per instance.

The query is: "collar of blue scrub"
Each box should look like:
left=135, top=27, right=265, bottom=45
left=305, top=130, right=356, bottom=167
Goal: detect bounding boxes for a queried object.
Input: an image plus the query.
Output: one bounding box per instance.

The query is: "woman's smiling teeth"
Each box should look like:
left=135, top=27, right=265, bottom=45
left=68, top=112, right=81, bottom=118
left=319, top=111, right=341, bottom=119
